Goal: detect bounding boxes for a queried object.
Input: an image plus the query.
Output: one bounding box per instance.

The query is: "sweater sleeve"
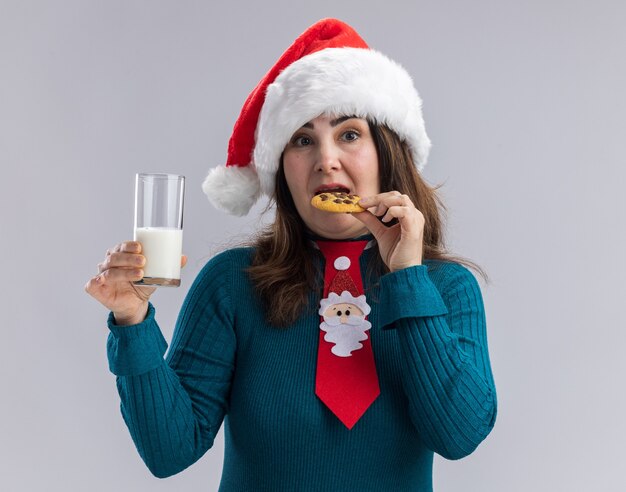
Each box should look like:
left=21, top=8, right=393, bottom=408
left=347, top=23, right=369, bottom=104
left=106, top=252, right=236, bottom=478
left=378, top=262, right=497, bottom=460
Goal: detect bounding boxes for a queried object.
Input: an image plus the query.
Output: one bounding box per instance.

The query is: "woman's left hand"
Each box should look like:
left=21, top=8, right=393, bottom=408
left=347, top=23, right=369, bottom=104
left=353, top=191, right=424, bottom=272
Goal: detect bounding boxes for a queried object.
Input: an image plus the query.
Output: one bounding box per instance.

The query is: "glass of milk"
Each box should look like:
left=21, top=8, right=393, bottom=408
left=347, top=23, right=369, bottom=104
left=133, top=173, right=185, bottom=287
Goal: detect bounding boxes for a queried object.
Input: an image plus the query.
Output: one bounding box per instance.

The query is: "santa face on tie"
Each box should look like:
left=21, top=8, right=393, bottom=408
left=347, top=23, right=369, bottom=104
left=319, top=291, right=372, bottom=357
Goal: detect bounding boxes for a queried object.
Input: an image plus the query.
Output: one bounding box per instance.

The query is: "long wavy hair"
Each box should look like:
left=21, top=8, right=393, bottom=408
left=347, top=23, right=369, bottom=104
left=247, top=121, right=487, bottom=327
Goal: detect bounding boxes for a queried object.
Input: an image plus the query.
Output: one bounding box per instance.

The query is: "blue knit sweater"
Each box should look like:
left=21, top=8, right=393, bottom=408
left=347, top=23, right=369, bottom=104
left=107, top=246, right=496, bottom=491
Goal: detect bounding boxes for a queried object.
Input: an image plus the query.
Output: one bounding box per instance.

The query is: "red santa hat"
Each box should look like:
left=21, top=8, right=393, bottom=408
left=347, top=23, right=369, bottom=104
left=318, top=255, right=371, bottom=316
left=202, top=18, right=431, bottom=216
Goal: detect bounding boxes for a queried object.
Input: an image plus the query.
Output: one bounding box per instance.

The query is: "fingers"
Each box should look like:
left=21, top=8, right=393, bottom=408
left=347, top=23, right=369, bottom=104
left=87, top=241, right=145, bottom=296
left=86, top=264, right=143, bottom=291
left=359, top=192, right=424, bottom=230
left=84, top=276, right=98, bottom=295
left=85, top=266, right=138, bottom=295
left=106, top=241, right=141, bottom=257
left=99, top=242, right=144, bottom=273
left=98, top=251, right=145, bottom=274
left=97, top=266, right=144, bottom=283
left=359, top=191, right=402, bottom=218
left=379, top=195, right=412, bottom=224
left=352, top=210, right=388, bottom=237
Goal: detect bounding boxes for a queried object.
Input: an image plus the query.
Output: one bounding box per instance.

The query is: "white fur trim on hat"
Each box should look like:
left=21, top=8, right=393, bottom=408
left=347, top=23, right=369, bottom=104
left=202, top=165, right=261, bottom=217
left=254, top=47, right=431, bottom=196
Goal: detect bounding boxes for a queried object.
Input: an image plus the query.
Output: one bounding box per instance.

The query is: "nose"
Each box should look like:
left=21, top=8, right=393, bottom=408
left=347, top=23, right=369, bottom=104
left=315, top=140, right=341, bottom=173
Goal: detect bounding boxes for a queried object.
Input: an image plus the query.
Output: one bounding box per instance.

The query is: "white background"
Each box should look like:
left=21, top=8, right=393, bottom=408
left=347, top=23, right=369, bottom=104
left=1, top=1, right=625, bottom=490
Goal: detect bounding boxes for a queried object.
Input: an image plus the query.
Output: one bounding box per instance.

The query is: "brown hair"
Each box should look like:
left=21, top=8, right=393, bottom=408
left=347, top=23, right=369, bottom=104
left=247, top=122, right=487, bottom=327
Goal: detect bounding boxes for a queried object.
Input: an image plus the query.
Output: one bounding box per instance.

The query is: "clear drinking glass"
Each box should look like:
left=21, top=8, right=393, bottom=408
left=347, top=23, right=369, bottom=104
left=133, top=173, right=185, bottom=287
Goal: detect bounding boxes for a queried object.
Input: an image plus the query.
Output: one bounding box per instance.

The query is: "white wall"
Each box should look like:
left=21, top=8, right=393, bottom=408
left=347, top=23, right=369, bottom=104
left=2, top=1, right=624, bottom=490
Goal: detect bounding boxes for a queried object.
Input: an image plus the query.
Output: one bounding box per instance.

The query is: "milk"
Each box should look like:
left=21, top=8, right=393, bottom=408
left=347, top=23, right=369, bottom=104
left=134, top=227, right=183, bottom=283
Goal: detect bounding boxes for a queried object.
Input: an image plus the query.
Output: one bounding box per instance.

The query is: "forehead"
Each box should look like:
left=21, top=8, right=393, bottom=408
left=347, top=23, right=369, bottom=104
left=301, top=114, right=365, bottom=129
left=330, top=302, right=358, bottom=308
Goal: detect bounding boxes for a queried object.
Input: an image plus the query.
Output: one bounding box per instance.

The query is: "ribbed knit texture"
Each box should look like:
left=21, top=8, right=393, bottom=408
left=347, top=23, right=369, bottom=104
left=107, top=247, right=497, bottom=491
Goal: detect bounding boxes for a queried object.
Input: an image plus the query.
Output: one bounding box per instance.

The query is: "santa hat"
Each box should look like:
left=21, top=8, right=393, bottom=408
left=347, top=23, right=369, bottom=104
left=202, top=18, right=431, bottom=216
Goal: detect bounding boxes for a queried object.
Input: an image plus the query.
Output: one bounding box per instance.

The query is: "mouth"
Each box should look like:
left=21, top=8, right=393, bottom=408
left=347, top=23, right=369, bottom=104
left=313, top=184, right=351, bottom=196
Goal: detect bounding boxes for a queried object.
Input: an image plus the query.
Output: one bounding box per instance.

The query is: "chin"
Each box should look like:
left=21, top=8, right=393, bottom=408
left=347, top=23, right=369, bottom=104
left=308, top=215, right=368, bottom=240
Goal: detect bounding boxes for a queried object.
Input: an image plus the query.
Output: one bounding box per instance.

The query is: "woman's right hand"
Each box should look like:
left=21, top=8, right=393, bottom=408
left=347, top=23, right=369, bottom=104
left=85, top=241, right=155, bottom=326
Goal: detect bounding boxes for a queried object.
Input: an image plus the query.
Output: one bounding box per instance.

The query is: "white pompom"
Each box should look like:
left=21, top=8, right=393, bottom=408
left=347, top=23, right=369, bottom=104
left=334, top=256, right=351, bottom=271
left=202, top=165, right=261, bottom=217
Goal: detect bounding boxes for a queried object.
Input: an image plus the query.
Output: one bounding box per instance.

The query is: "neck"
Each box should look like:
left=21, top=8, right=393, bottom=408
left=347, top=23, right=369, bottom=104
left=305, top=231, right=374, bottom=243
left=309, top=235, right=375, bottom=255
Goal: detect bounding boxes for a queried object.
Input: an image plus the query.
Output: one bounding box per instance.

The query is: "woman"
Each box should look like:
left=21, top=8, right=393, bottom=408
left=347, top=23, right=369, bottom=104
left=86, top=18, right=496, bottom=491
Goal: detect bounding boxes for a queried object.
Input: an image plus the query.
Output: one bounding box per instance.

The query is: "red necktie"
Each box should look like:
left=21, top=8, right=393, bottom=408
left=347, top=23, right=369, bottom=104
left=315, top=239, right=380, bottom=429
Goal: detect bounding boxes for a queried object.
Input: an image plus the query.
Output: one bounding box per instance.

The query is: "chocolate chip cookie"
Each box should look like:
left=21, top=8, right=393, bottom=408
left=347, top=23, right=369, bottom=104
left=311, top=191, right=365, bottom=213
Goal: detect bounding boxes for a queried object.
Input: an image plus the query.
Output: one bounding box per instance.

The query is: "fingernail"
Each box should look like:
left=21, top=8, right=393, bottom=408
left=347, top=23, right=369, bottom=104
left=359, top=197, right=371, bottom=205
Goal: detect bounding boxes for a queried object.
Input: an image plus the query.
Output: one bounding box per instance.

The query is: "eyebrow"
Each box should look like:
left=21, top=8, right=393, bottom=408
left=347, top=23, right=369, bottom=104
left=301, top=115, right=358, bottom=129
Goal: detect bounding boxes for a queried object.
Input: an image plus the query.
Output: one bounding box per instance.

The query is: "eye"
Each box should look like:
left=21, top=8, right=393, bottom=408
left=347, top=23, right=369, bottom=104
left=345, top=310, right=351, bottom=316
left=291, top=134, right=313, bottom=147
left=336, top=311, right=342, bottom=316
left=341, top=130, right=360, bottom=142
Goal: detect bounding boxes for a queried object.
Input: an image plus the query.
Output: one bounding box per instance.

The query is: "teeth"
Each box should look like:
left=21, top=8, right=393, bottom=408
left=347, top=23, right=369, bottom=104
left=318, top=187, right=349, bottom=194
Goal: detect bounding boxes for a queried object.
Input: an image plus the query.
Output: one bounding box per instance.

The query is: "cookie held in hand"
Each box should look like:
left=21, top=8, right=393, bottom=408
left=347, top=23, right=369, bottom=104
left=311, top=191, right=365, bottom=213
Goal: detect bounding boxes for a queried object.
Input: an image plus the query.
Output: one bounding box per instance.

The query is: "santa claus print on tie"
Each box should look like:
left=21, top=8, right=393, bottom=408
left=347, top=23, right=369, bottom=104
left=318, top=289, right=372, bottom=357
